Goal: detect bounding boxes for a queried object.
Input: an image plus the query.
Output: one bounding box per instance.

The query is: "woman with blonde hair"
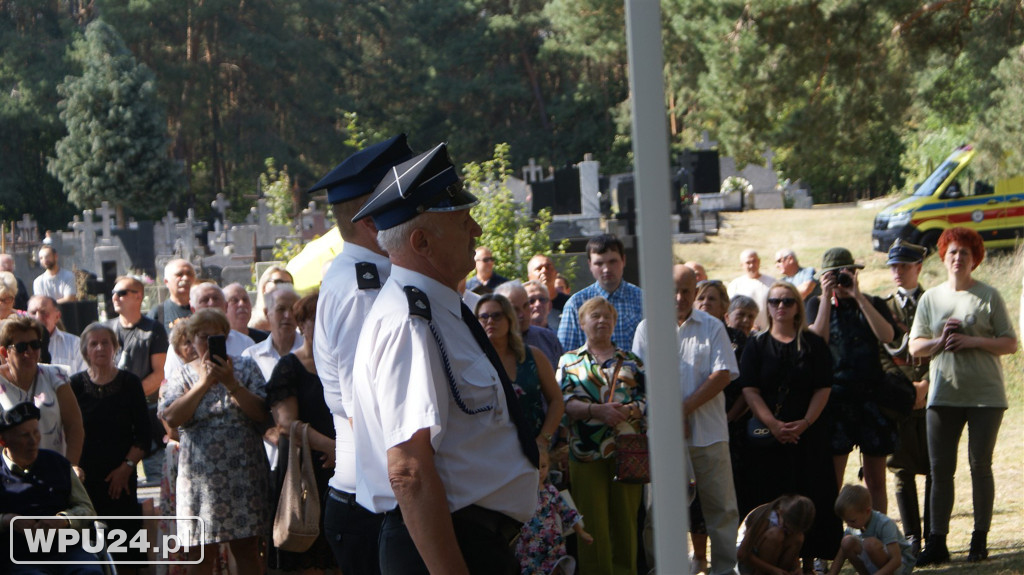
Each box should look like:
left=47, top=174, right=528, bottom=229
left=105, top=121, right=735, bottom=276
left=739, top=281, right=841, bottom=571
left=0, top=271, right=21, bottom=321
left=249, top=265, right=294, bottom=331
left=559, top=296, right=646, bottom=575
left=475, top=293, right=564, bottom=449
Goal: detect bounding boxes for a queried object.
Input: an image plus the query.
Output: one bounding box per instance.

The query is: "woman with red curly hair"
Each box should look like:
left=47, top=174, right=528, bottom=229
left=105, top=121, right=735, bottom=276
left=909, top=227, right=1017, bottom=566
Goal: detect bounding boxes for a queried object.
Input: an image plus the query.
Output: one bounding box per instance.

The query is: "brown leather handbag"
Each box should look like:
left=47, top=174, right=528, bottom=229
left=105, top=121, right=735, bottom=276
left=273, top=421, right=321, bottom=551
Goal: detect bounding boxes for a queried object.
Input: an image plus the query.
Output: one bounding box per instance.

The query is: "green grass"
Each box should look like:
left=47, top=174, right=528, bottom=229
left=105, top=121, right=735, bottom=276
left=672, top=205, right=1024, bottom=574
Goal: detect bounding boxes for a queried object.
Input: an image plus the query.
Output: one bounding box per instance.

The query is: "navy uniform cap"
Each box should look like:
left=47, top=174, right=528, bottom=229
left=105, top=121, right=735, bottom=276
left=0, top=401, right=40, bottom=433
left=352, top=143, right=479, bottom=230
left=307, top=134, right=415, bottom=204
left=886, top=239, right=927, bottom=265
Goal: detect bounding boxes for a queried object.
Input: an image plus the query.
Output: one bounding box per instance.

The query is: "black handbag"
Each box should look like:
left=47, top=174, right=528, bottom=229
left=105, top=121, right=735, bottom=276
left=746, top=383, right=789, bottom=446
left=873, top=371, right=916, bottom=417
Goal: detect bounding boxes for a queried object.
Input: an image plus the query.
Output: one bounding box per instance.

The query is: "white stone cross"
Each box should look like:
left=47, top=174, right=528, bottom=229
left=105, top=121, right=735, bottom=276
left=161, top=211, right=178, bottom=248
left=696, top=130, right=718, bottom=150
left=96, top=201, right=116, bottom=242
left=521, top=158, right=544, bottom=183
left=16, top=214, right=37, bottom=242
left=211, top=193, right=231, bottom=222
left=762, top=148, right=776, bottom=171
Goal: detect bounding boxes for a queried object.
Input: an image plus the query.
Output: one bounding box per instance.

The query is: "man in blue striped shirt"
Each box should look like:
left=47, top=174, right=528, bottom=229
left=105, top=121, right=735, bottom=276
left=557, top=234, right=644, bottom=352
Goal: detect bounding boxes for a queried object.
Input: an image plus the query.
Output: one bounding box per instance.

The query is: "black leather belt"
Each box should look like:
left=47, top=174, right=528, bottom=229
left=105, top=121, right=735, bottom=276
left=329, top=487, right=356, bottom=506
left=389, top=504, right=522, bottom=547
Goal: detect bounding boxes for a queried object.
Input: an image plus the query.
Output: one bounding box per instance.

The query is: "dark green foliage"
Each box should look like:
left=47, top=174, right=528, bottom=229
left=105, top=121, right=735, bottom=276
left=48, top=20, right=182, bottom=218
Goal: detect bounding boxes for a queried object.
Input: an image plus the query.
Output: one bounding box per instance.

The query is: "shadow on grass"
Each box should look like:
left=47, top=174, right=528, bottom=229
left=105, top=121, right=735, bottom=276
left=915, top=547, right=1024, bottom=574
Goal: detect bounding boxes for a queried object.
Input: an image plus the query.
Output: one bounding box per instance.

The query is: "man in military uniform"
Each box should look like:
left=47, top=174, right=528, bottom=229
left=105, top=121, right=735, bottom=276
left=352, top=143, right=538, bottom=575
left=308, top=134, right=414, bottom=574
left=879, top=239, right=931, bottom=556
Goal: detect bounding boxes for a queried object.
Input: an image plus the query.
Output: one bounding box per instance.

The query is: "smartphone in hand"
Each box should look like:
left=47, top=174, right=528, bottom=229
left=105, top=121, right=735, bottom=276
left=207, top=334, right=228, bottom=362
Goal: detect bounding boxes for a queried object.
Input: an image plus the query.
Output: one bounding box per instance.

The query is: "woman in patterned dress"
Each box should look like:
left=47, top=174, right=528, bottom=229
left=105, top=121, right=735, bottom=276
left=475, top=294, right=564, bottom=451
left=160, top=308, right=269, bottom=574
left=558, top=296, right=646, bottom=575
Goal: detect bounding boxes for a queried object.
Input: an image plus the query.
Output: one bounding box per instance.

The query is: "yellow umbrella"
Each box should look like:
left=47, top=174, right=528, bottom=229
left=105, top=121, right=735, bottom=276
left=286, top=227, right=344, bottom=292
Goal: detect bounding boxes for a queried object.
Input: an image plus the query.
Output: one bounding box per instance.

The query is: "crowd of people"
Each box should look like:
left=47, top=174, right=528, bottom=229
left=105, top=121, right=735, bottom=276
left=0, top=135, right=1017, bottom=575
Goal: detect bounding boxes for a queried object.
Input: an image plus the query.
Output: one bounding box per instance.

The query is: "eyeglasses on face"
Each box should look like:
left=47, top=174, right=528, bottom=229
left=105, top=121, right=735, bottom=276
left=477, top=312, right=505, bottom=322
left=268, top=278, right=292, bottom=285
left=528, top=296, right=550, bottom=305
left=112, top=289, right=138, bottom=297
left=476, top=257, right=495, bottom=263
left=8, top=340, right=43, bottom=353
left=767, top=297, right=798, bottom=308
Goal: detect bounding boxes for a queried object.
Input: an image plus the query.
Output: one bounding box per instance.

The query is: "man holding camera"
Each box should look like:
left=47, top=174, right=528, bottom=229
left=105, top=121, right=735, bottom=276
left=806, top=247, right=899, bottom=514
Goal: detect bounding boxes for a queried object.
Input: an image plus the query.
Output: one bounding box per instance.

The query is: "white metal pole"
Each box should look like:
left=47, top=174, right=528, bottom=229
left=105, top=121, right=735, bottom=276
left=624, top=0, right=690, bottom=572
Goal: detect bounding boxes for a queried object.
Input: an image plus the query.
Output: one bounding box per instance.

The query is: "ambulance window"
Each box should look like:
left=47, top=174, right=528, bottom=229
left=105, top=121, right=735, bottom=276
left=941, top=181, right=963, bottom=199
left=974, top=181, right=994, bottom=196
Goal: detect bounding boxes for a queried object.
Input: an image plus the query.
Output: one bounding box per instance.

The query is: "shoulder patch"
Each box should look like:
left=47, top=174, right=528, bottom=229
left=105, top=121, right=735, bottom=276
left=404, top=286, right=431, bottom=320
left=355, top=262, right=382, bottom=290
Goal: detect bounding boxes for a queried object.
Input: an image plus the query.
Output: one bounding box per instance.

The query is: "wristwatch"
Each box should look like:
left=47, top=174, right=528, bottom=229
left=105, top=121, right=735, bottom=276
left=124, top=459, right=134, bottom=468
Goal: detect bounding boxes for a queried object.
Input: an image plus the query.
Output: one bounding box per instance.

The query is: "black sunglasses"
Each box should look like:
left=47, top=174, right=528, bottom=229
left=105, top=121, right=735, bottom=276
left=112, top=289, right=138, bottom=297
left=8, top=340, right=43, bottom=353
left=477, top=312, right=505, bottom=322
left=767, top=297, right=798, bottom=308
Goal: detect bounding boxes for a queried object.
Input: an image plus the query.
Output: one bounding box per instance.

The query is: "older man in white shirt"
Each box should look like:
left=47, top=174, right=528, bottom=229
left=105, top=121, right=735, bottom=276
left=27, top=295, right=86, bottom=374
left=633, top=265, right=740, bottom=575
left=242, top=284, right=302, bottom=381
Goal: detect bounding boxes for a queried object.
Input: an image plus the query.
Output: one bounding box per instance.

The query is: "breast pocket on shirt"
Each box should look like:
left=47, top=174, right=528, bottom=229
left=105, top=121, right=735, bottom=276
left=452, top=356, right=502, bottom=416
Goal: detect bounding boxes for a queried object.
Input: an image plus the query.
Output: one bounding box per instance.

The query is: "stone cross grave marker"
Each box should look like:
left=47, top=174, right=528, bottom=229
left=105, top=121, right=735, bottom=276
left=96, top=201, right=116, bottom=244
left=762, top=148, right=776, bottom=171
left=521, top=158, right=544, bottom=183
left=16, top=214, right=37, bottom=243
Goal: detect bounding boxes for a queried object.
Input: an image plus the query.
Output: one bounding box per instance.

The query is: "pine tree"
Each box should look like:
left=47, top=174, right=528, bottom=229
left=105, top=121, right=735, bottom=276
left=48, top=19, right=182, bottom=219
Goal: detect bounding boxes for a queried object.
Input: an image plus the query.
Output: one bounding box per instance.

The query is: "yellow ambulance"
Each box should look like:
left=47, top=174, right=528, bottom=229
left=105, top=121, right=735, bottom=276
left=872, top=145, right=1024, bottom=253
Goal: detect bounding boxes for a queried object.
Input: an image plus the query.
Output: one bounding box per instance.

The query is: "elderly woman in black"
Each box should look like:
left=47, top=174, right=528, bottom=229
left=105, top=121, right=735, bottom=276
left=71, top=322, right=151, bottom=569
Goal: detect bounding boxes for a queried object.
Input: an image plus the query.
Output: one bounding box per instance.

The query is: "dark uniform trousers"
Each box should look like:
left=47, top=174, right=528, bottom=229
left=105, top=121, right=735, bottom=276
left=378, top=505, right=520, bottom=575
left=324, top=487, right=385, bottom=575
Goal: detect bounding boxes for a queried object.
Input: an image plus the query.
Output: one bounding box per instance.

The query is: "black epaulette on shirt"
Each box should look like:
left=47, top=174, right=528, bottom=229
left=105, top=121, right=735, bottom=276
left=355, top=262, right=381, bottom=290
left=404, top=286, right=431, bottom=320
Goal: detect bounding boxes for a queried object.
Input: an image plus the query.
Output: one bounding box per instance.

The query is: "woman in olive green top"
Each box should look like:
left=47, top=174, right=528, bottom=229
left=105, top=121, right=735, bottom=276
left=909, top=227, right=1017, bottom=566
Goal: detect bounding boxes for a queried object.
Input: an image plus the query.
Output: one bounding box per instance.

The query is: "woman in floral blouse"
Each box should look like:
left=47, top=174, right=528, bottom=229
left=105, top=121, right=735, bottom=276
left=558, top=296, right=646, bottom=575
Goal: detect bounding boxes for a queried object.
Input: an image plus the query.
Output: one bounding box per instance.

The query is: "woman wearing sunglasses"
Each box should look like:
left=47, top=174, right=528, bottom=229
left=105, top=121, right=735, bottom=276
left=0, top=315, right=85, bottom=475
left=739, top=282, right=842, bottom=572
left=475, top=294, right=564, bottom=450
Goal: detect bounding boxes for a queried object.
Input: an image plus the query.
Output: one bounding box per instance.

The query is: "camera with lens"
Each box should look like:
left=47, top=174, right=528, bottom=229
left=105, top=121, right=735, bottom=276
left=827, top=269, right=854, bottom=288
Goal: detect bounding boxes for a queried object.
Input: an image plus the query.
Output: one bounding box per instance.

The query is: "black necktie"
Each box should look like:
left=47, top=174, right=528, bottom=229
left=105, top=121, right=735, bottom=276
left=460, top=303, right=540, bottom=468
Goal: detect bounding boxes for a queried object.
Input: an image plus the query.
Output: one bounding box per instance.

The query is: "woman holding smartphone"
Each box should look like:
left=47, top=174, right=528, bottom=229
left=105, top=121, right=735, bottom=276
left=160, top=308, right=269, bottom=575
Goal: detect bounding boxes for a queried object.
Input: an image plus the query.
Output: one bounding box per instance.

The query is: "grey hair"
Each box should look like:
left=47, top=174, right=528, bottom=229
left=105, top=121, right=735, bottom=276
left=376, top=215, right=443, bottom=255
left=189, top=282, right=224, bottom=308
left=79, top=322, right=120, bottom=366
left=163, top=258, right=194, bottom=281
left=740, top=249, right=759, bottom=261
left=522, top=279, right=547, bottom=292
left=263, top=282, right=297, bottom=311
left=774, top=248, right=796, bottom=262
left=728, top=294, right=759, bottom=314
left=494, top=280, right=526, bottom=300
left=0, top=271, right=17, bottom=297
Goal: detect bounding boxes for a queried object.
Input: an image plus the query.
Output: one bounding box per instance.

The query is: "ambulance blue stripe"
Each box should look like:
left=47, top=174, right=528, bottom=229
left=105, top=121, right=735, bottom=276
left=916, top=195, right=1024, bottom=212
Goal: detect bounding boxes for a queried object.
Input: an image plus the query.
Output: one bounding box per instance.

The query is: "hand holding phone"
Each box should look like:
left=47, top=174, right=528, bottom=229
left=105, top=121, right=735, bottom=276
left=207, top=334, right=228, bottom=362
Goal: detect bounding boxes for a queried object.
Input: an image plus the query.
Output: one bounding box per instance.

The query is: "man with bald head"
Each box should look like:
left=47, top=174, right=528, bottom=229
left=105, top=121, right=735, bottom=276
left=28, top=295, right=85, bottom=374
left=727, top=249, right=774, bottom=332
left=162, top=282, right=255, bottom=379
left=495, top=281, right=563, bottom=368
left=527, top=254, right=569, bottom=310
left=632, top=265, right=740, bottom=575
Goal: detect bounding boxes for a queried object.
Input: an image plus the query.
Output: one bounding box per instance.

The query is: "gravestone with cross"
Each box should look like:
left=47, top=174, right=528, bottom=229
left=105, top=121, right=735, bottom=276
left=16, top=214, right=38, bottom=244
left=695, top=130, right=718, bottom=151
left=521, top=158, right=544, bottom=183
left=95, top=201, right=117, bottom=245
left=299, top=201, right=328, bottom=240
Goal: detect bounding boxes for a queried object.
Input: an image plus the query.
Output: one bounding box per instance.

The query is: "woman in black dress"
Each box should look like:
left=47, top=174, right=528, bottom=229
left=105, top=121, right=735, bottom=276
left=739, top=282, right=841, bottom=573
left=267, top=291, right=336, bottom=572
left=71, top=322, right=151, bottom=571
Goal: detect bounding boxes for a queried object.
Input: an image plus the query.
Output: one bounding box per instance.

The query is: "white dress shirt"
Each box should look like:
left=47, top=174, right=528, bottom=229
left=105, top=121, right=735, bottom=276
left=352, top=265, right=537, bottom=522
left=242, top=333, right=304, bottom=382
left=632, top=310, right=739, bottom=447
left=48, top=329, right=86, bottom=375
left=314, top=241, right=391, bottom=495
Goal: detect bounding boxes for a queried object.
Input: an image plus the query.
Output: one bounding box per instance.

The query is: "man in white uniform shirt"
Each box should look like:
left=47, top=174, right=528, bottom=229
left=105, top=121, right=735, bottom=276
left=352, top=143, right=538, bottom=574
left=309, top=134, right=414, bottom=574
left=727, top=249, right=774, bottom=332
left=633, top=265, right=740, bottom=575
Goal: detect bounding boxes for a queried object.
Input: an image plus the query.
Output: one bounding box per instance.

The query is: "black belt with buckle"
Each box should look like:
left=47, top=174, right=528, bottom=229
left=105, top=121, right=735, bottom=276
left=389, top=504, right=522, bottom=547
left=329, top=487, right=356, bottom=506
